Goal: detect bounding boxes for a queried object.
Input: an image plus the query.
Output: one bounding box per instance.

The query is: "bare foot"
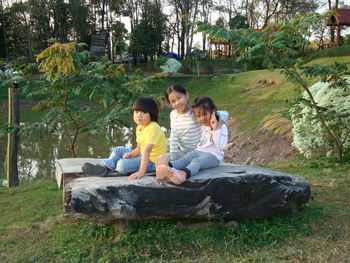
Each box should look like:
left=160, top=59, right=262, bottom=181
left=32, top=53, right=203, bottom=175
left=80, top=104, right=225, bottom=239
left=157, top=165, right=186, bottom=184
left=155, top=154, right=170, bottom=167
left=156, top=164, right=168, bottom=180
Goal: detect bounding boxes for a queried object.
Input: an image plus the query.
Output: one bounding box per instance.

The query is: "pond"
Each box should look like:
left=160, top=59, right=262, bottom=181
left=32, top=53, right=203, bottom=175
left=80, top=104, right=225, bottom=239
left=0, top=105, right=170, bottom=186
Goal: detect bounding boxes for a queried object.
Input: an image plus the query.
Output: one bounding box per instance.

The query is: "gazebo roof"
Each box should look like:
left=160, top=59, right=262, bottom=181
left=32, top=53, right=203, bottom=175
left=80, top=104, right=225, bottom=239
left=329, top=8, right=350, bottom=26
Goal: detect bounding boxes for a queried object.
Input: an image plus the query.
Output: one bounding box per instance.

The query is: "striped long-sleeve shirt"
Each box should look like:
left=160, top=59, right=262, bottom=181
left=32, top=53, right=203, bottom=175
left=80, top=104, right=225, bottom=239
left=169, top=109, right=229, bottom=160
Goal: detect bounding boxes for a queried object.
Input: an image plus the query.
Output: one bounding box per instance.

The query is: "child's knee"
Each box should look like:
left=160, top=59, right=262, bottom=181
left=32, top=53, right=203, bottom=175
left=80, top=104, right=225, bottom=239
left=116, top=159, right=135, bottom=173
left=112, top=146, right=126, bottom=154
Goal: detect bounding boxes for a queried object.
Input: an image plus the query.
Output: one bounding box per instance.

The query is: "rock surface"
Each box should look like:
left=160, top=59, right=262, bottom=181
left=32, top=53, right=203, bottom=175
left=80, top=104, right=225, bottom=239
left=59, top=160, right=311, bottom=224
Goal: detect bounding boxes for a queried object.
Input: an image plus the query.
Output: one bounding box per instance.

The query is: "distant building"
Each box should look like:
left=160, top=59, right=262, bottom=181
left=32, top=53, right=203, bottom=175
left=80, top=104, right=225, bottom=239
left=328, top=8, right=350, bottom=46
left=90, top=30, right=112, bottom=60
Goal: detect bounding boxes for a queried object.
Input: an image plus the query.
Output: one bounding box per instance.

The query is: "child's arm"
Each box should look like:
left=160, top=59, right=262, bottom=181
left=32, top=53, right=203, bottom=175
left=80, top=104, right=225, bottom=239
left=210, top=112, right=228, bottom=150
left=169, top=112, right=181, bottom=160
left=129, top=144, right=153, bottom=180
left=123, top=145, right=140, bottom=158
left=217, top=110, right=229, bottom=127
left=169, top=129, right=181, bottom=160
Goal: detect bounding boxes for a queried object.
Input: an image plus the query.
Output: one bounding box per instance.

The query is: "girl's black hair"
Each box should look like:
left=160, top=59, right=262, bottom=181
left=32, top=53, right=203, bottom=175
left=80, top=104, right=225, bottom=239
left=132, top=96, right=159, bottom=122
left=191, top=96, right=219, bottom=119
left=165, top=84, right=188, bottom=103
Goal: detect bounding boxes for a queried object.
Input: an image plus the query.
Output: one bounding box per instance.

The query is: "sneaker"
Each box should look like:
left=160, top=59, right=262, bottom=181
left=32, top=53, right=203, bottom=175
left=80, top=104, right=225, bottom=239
left=82, top=162, right=110, bottom=176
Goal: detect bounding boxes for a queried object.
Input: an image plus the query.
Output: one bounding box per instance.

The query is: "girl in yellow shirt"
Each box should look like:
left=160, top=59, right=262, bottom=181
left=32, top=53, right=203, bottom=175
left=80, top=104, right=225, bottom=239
left=82, top=96, right=166, bottom=180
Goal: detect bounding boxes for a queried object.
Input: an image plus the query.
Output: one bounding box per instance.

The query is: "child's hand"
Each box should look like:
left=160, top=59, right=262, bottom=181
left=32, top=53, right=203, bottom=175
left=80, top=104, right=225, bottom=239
left=129, top=171, right=145, bottom=180
left=123, top=152, right=133, bottom=159
left=210, top=112, right=219, bottom=131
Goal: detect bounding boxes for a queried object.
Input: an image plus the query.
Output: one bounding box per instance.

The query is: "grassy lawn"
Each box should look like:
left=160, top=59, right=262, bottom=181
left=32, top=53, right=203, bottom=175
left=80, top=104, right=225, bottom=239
left=150, top=69, right=300, bottom=134
left=0, top=160, right=349, bottom=262
left=1, top=55, right=350, bottom=262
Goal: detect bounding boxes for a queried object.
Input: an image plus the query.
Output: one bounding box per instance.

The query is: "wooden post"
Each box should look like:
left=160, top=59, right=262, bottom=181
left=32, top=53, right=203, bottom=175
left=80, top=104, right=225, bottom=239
left=6, top=83, right=19, bottom=187
left=336, top=25, right=341, bottom=46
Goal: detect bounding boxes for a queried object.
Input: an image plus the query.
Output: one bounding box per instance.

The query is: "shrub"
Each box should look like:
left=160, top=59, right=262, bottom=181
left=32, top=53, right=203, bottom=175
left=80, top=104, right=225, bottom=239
left=290, top=79, right=350, bottom=158
left=160, top=58, right=182, bottom=74
left=203, top=64, right=214, bottom=75
left=154, top=56, right=168, bottom=69
left=134, top=68, right=145, bottom=77
left=179, top=65, right=192, bottom=74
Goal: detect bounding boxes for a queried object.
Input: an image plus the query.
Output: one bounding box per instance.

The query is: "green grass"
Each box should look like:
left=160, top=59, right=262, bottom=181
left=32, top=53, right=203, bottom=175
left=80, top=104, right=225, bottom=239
left=304, top=55, right=350, bottom=66
left=149, top=70, right=300, bottom=133
left=302, top=44, right=350, bottom=65
left=0, top=160, right=349, bottom=262
left=1, top=55, right=350, bottom=262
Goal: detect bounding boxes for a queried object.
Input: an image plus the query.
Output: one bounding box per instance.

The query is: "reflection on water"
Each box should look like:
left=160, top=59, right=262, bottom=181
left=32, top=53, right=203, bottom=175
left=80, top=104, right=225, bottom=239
left=0, top=110, right=169, bottom=185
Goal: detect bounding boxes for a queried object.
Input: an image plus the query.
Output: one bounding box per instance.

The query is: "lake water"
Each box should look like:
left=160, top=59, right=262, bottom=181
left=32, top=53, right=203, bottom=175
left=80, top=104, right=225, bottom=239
left=0, top=107, right=169, bottom=186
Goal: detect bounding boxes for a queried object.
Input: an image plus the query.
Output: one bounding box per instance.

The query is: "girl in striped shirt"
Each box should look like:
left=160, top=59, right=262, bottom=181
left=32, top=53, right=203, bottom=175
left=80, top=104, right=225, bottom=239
left=156, top=96, right=228, bottom=184
left=164, top=84, right=228, bottom=161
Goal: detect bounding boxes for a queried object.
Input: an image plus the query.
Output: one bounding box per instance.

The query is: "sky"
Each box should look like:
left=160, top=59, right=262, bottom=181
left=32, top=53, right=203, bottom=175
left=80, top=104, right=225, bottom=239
left=119, top=1, right=350, bottom=51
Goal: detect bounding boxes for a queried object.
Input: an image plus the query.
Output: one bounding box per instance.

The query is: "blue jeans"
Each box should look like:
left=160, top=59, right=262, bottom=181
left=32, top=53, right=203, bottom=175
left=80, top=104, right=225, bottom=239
left=101, top=146, right=155, bottom=173
left=170, top=150, right=220, bottom=177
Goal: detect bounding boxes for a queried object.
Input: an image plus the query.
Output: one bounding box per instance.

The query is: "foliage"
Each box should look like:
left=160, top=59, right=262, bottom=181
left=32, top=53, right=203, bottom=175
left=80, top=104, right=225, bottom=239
left=160, top=58, right=182, bottom=74
left=229, top=14, right=249, bottom=29
left=36, top=42, right=87, bottom=81
left=194, top=13, right=350, bottom=163
left=203, top=64, right=214, bottom=75
left=179, top=65, right=193, bottom=74
left=0, top=58, right=38, bottom=99
left=290, top=79, right=350, bottom=158
left=129, top=1, right=167, bottom=58
left=23, top=42, right=152, bottom=157
left=154, top=56, right=168, bottom=69
left=110, top=21, right=128, bottom=56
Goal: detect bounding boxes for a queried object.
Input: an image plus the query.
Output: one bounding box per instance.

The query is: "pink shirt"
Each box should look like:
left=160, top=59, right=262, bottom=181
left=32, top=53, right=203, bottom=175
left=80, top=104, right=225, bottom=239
left=196, top=124, right=228, bottom=161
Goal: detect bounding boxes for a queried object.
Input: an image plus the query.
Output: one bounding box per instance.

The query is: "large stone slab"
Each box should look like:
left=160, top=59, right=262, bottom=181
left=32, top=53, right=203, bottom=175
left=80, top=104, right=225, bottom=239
left=60, top=160, right=311, bottom=224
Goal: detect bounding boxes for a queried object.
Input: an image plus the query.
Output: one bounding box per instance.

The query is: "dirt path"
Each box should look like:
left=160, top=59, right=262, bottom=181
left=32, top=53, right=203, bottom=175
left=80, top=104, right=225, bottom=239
left=224, top=118, right=298, bottom=165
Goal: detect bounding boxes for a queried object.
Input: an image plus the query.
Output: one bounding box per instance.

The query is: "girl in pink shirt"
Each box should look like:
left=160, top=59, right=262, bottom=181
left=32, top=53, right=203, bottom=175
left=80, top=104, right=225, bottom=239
left=156, top=96, right=228, bottom=184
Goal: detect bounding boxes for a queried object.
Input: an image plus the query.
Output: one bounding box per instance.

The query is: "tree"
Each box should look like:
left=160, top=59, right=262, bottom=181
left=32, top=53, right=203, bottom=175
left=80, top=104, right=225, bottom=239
left=68, top=0, right=92, bottom=43
left=129, top=1, right=167, bottom=60
left=50, top=0, right=70, bottom=43
left=110, top=21, right=128, bottom=56
left=328, top=0, right=339, bottom=43
left=168, top=0, right=201, bottom=58
left=198, top=0, right=215, bottom=52
left=0, top=0, right=8, bottom=59
left=27, top=43, right=149, bottom=157
left=195, top=13, right=350, bottom=163
left=229, top=13, right=249, bottom=29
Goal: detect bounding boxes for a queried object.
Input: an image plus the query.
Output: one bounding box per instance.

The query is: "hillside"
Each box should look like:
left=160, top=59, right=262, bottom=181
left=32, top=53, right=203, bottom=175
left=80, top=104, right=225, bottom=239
left=151, top=70, right=301, bottom=165
left=0, top=55, right=349, bottom=263
left=149, top=54, right=350, bottom=165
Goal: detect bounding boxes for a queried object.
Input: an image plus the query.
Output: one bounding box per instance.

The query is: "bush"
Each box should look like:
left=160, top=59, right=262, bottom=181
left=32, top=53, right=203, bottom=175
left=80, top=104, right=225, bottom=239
left=179, top=65, right=192, bottom=74
left=290, top=79, right=350, bottom=158
left=155, top=56, right=168, bottom=69
left=134, top=68, right=145, bottom=77
left=203, top=64, right=214, bottom=75
left=160, top=58, right=182, bottom=74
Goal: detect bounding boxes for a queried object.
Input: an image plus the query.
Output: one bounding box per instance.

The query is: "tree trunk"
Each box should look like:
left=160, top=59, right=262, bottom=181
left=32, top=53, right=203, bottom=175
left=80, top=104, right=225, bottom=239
left=336, top=25, right=341, bottom=46
left=6, top=84, right=20, bottom=187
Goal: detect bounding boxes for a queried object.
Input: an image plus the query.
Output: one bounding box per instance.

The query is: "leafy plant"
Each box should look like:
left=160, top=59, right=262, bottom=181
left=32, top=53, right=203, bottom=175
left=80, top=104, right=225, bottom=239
left=154, top=56, right=168, bottom=69
left=160, top=58, right=182, bottom=75
left=194, top=13, right=350, bottom=163
left=22, top=42, right=152, bottom=157
left=290, top=78, right=350, bottom=159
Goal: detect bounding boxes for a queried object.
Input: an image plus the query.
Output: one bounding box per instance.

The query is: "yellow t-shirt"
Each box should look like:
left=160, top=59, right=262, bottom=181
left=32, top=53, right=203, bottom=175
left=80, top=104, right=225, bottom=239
left=136, top=122, right=167, bottom=163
